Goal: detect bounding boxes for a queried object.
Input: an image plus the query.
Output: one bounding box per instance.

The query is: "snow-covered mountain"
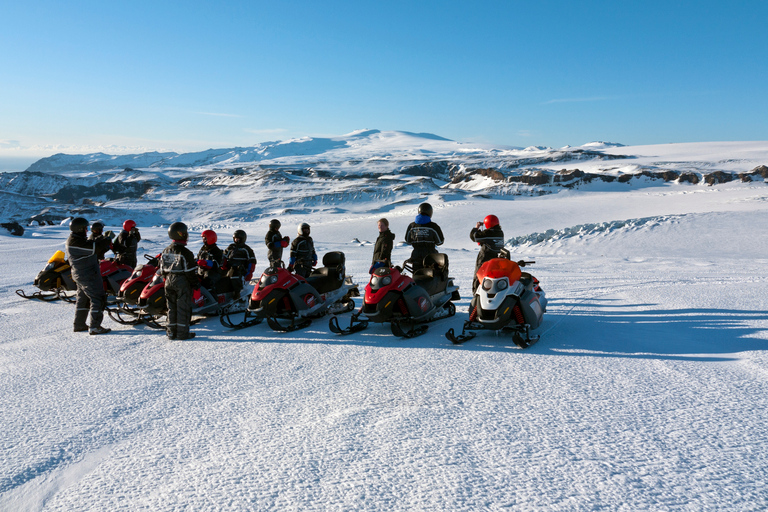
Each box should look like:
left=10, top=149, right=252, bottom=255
left=2, top=130, right=767, bottom=229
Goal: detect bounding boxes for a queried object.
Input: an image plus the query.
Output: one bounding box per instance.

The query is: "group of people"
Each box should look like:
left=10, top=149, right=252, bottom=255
left=63, top=202, right=507, bottom=339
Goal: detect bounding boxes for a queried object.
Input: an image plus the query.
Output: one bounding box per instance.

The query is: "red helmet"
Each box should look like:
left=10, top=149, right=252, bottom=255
left=201, top=229, right=217, bottom=245
left=484, top=215, right=499, bottom=229
left=123, top=219, right=136, bottom=231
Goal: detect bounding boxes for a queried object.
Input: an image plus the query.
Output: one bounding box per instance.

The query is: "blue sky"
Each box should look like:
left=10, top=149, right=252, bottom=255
left=1, top=0, right=767, bottom=168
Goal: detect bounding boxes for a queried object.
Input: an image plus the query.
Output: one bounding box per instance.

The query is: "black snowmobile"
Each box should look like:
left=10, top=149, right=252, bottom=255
left=16, top=250, right=77, bottom=302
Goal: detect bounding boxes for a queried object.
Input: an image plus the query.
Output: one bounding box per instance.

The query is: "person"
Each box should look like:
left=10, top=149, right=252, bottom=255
left=223, top=229, right=257, bottom=289
left=370, top=218, right=395, bottom=273
left=65, top=217, right=112, bottom=335
left=113, top=219, right=140, bottom=268
left=289, top=223, right=317, bottom=278
left=265, top=219, right=290, bottom=268
left=196, top=229, right=224, bottom=291
left=470, top=215, right=505, bottom=292
left=158, top=222, right=199, bottom=340
left=88, top=221, right=115, bottom=260
left=404, top=203, right=444, bottom=272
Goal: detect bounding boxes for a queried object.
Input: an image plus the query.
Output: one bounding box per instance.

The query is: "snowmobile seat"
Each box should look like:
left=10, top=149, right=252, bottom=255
left=413, top=253, right=449, bottom=296
left=213, top=276, right=235, bottom=294
left=307, top=251, right=346, bottom=294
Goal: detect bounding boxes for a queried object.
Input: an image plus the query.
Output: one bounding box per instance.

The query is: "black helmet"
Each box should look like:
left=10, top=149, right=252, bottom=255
left=91, top=221, right=104, bottom=234
left=298, top=223, right=310, bottom=236
left=168, top=221, right=188, bottom=241
left=269, top=219, right=281, bottom=230
left=418, top=202, right=433, bottom=217
left=70, top=217, right=89, bottom=234
left=233, top=229, right=247, bottom=243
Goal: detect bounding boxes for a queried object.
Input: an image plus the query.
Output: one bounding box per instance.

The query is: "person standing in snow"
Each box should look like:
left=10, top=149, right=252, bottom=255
left=88, top=221, right=115, bottom=260
left=223, top=230, right=257, bottom=290
left=159, top=222, right=199, bottom=340
left=265, top=219, right=290, bottom=268
left=404, top=203, right=444, bottom=272
left=196, top=229, right=224, bottom=291
left=469, top=215, right=505, bottom=293
left=370, top=218, right=395, bottom=273
left=65, top=217, right=112, bottom=335
left=289, top=223, right=317, bottom=278
left=113, top=219, right=140, bottom=268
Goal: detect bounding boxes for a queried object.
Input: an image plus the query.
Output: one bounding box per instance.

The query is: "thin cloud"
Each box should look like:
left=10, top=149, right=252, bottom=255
left=244, top=128, right=288, bottom=135
left=193, top=111, right=244, bottom=118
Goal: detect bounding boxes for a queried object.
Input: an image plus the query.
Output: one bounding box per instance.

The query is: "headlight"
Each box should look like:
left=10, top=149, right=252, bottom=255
left=370, top=276, right=379, bottom=287
left=496, top=279, right=508, bottom=291
left=482, top=278, right=492, bottom=291
left=260, top=274, right=278, bottom=288
left=382, top=276, right=392, bottom=286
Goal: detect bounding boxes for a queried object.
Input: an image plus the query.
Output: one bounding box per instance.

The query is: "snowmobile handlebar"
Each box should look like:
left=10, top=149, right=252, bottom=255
left=517, top=260, right=535, bottom=267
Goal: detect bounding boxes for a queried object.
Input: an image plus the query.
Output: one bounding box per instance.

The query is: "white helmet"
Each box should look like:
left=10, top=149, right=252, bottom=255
left=297, top=223, right=310, bottom=236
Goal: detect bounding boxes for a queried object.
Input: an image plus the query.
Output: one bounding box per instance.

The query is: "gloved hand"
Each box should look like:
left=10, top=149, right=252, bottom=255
left=281, top=240, right=289, bottom=248
left=221, top=258, right=229, bottom=271
left=287, top=264, right=295, bottom=272
left=197, top=259, right=213, bottom=269
left=245, top=272, right=253, bottom=281
left=517, top=260, right=526, bottom=267
left=104, top=230, right=115, bottom=240
left=312, top=257, right=317, bottom=267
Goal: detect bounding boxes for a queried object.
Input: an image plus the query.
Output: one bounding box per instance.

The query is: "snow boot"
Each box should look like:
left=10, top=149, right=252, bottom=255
left=89, top=326, right=112, bottom=335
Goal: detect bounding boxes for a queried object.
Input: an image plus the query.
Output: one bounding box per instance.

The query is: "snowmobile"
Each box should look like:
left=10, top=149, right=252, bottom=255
left=329, top=253, right=460, bottom=338
left=128, top=271, right=253, bottom=329
left=99, top=258, right=134, bottom=300
left=105, top=254, right=160, bottom=324
left=16, top=250, right=77, bottom=302
left=445, top=252, right=547, bottom=348
left=221, top=251, right=359, bottom=332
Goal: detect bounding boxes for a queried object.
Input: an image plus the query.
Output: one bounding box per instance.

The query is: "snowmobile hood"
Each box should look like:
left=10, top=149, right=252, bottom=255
left=477, top=258, right=521, bottom=283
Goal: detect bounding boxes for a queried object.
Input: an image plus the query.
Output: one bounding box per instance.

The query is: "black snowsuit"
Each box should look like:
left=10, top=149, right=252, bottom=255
left=196, top=243, right=224, bottom=291
left=470, top=225, right=505, bottom=292
left=65, top=232, right=111, bottom=331
left=223, top=242, right=257, bottom=289
left=87, top=233, right=112, bottom=260
left=265, top=228, right=287, bottom=267
left=290, top=235, right=316, bottom=278
left=404, top=219, right=444, bottom=271
left=159, top=241, right=199, bottom=339
left=372, top=229, right=395, bottom=267
left=113, top=229, right=140, bottom=268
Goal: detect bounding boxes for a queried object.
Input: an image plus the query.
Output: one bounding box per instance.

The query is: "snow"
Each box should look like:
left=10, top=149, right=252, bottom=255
left=1, top=140, right=768, bottom=510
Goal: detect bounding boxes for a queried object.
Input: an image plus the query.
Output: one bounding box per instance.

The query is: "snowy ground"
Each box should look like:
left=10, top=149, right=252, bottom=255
left=2, top=182, right=768, bottom=510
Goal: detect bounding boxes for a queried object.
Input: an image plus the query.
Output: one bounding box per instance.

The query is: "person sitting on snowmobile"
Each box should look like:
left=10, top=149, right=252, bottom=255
left=88, top=221, right=115, bottom=260
left=223, top=229, right=257, bottom=290
left=470, top=215, right=505, bottom=292
left=159, top=222, right=199, bottom=340
left=289, top=223, right=317, bottom=278
left=370, top=218, right=395, bottom=273
left=196, top=229, right=224, bottom=291
left=404, top=203, right=444, bottom=272
left=265, top=219, right=289, bottom=268
left=65, top=217, right=112, bottom=335
left=113, top=219, right=140, bottom=268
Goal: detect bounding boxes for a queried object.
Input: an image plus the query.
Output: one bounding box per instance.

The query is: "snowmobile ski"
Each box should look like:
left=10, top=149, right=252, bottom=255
left=390, top=320, right=429, bottom=338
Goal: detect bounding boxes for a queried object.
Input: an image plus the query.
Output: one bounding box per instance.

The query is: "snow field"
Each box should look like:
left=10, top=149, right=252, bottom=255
left=1, top=183, right=768, bottom=510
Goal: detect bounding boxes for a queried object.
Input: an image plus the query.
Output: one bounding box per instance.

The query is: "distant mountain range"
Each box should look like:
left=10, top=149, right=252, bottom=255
left=2, top=130, right=766, bottom=229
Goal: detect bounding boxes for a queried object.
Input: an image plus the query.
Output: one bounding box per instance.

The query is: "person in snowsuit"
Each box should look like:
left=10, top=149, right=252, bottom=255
left=196, top=229, right=224, bottom=291
left=404, top=203, right=444, bottom=272
left=223, top=229, right=257, bottom=290
left=65, top=217, right=112, bottom=335
left=289, top=223, right=317, bottom=278
left=87, top=221, right=115, bottom=260
left=113, top=219, right=140, bottom=268
left=470, top=215, right=505, bottom=293
left=265, top=219, right=290, bottom=268
left=370, top=218, right=395, bottom=273
left=158, top=222, right=199, bottom=340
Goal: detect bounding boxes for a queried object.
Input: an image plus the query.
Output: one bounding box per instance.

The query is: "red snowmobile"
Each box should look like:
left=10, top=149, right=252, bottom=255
left=445, top=251, right=547, bottom=348
left=106, top=254, right=160, bottom=324
left=220, top=251, right=359, bottom=332
left=329, top=253, right=460, bottom=338
left=16, top=250, right=77, bottom=302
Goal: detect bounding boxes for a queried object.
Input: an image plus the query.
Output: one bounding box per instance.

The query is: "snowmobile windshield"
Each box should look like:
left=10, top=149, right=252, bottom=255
left=48, top=250, right=66, bottom=264
left=477, top=258, right=521, bottom=283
